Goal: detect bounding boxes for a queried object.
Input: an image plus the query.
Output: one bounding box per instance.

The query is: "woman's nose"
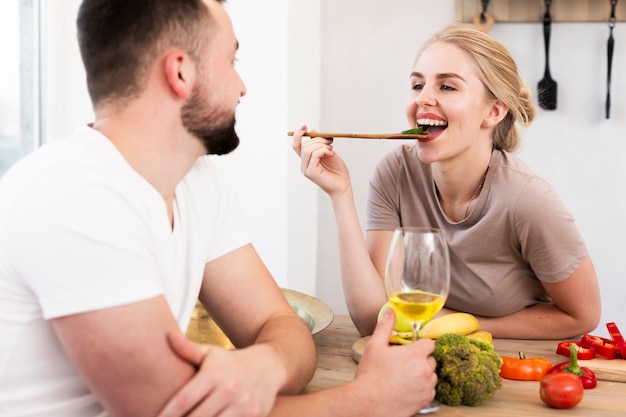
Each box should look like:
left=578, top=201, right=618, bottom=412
left=415, top=85, right=436, bottom=107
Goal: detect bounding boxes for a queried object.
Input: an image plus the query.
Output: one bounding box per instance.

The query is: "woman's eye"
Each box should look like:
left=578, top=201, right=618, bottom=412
left=411, top=83, right=424, bottom=91
left=441, top=84, right=456, bottom=91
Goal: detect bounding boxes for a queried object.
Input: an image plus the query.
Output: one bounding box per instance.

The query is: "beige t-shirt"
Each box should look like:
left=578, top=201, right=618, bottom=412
left=366, top=145, right=588, bottom=317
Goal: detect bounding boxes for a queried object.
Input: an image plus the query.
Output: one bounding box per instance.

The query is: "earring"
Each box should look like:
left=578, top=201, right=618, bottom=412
left=482, top=120, right=489, bottom=128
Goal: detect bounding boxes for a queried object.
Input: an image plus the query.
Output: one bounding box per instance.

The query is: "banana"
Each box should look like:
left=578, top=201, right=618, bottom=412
left=417, top=312, right=480, bottom=339
left=466, top=330, right=493, bottom=345
left=392, top=331, right=414, bottom=339
left=389, top=334, right=413, bottom=345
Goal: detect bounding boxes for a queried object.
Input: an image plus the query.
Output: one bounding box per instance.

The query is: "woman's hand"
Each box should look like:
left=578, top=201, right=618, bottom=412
left=156, top=332, right=281, bottom=417
left=291, top=125, right=351, bottom=197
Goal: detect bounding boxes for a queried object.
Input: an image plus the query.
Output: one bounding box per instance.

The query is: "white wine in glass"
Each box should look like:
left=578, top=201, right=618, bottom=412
left=384, top=227, right=450, bottom=414
left=388, top=290, right=446, bottom=340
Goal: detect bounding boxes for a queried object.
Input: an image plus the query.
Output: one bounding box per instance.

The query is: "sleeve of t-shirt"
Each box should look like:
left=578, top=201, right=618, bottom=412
left=193, top=157, right=250, bottom=263
left=7, top=171, right=166, bottom=320
left=514, top=177, right=588, bottom=283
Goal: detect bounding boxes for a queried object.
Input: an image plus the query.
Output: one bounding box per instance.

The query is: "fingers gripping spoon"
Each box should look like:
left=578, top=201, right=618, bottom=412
left=537, top=0, right=557, bottom=110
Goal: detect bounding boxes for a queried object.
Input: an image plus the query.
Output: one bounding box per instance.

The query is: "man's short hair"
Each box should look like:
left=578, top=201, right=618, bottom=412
left=77, top=0, right=220, bottom=109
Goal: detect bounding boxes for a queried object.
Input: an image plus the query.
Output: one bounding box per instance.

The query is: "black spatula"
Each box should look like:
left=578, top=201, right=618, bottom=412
left=537, top=0, right=557, bottom=110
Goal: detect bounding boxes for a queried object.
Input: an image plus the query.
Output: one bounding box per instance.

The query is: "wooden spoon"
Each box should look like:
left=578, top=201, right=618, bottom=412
left=287, top=131, right=428, bottom=140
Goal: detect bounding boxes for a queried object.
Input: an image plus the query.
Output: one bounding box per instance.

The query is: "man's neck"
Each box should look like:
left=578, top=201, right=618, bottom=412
left=91, top=102, right=205, bottom=205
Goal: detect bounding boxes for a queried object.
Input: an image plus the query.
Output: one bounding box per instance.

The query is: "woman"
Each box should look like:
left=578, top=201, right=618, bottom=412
left=292, top=24, right=600, bottom=339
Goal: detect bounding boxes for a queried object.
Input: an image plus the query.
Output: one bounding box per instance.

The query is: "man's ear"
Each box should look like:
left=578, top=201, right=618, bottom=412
left=164, top=50, right=194, bottom=99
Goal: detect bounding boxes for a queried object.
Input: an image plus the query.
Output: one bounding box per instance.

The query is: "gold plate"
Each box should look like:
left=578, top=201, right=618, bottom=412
left=186, top=288, right=334, bottom=348
left=282, top=288, right=334, bottom=335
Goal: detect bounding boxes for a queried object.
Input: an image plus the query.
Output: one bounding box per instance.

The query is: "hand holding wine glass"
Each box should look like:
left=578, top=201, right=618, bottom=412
left=384, top=227, right=450, bottom=413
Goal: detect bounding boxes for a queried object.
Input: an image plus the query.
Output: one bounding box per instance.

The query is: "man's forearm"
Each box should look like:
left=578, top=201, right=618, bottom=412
left=255, top=313, right=317, bottom=394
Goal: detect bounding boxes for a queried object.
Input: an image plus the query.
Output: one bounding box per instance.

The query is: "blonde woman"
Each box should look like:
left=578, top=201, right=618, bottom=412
left=293, top=24, right=600, bottom=340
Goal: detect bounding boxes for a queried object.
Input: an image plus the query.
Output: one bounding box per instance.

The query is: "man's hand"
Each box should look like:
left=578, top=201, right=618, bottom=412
left=157, top=332, right=280, bottom=417
left=355, top=307, right=438, bottom=416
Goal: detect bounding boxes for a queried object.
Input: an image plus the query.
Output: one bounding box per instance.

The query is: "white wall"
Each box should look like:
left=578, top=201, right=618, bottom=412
left=286, top=1, right=323, bottom=296
left=35, top=0, right=625, bottom=336
left=41, top=0, right=91, bottom=144
left=218, top=1, right=290, bottom=288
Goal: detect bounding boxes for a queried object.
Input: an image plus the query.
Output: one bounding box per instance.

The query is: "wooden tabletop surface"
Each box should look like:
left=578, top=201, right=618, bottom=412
left=308, top=315, right=626, bottom=416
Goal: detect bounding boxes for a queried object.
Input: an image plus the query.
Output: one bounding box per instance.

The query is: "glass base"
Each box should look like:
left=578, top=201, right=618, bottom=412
left=416, top=399, right=440, bottom=414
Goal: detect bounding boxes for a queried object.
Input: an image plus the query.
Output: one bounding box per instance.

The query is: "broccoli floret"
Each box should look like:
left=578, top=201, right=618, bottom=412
left=432, top=333, right=503, bottom=407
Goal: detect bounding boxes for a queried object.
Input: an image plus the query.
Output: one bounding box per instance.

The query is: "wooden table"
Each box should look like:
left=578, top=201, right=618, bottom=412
left=308, top=315, right=626, bottom=416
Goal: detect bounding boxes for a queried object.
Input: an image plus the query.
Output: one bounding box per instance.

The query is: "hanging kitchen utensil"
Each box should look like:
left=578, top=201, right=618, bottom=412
left=606, top=0, right=618, bottom=119
left=473, top=0, right=494, bottom=32
left=537, top=0, right=557, bottom=110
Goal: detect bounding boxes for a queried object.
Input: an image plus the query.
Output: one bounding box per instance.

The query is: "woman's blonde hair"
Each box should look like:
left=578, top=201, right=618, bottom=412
left=415, top=24, right=535, bottom=152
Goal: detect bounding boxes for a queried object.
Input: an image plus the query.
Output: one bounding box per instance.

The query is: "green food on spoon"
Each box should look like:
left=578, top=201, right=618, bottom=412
left=401, top=127, right=424, bottom=135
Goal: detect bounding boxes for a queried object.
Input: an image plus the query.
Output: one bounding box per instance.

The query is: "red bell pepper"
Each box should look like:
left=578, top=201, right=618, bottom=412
left=607, top=322, right=626, bottom=359
left=580, top=334, right=619, bottom=359
left=556, top=341, right=595, bottom=360
left=548, top=343, right=597, bottom=389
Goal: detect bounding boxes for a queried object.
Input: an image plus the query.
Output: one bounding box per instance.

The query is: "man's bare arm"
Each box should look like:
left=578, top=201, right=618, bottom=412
left=52, top=296, right=195, bottom=417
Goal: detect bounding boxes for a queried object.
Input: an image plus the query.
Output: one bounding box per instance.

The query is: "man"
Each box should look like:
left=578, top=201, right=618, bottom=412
left=0, top=1, right=436, bottom=416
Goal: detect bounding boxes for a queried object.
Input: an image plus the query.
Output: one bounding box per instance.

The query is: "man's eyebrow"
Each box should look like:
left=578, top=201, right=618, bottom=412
left=410, top=71, right=466, bottom=82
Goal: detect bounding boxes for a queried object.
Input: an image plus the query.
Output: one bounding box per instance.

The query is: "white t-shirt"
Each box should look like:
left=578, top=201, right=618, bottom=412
left=0, top=126, right=250, bottom=416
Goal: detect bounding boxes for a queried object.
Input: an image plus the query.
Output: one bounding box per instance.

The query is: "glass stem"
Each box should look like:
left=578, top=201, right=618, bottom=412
left=412, top=321, right=421, bottom=342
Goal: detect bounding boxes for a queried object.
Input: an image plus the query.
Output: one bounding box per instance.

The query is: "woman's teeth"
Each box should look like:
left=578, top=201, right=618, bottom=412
left=416, top=119, right=448, bottom=127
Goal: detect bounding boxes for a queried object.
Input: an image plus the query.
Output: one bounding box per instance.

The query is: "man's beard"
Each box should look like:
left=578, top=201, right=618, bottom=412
left=181, top=82, right=240, bottom=156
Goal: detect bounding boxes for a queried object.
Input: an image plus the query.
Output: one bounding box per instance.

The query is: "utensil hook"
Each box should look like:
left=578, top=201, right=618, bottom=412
left=480, top=0, right=491, bottom=24
left=610, top=0, right=618, bottom=28
left=473, top=0, right=494, bottom=32
left=544, top=0, right=552, bottom=22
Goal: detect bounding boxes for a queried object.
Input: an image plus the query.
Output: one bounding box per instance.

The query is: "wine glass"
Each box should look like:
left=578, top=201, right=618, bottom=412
left=384, top=227, right=450, bottom=414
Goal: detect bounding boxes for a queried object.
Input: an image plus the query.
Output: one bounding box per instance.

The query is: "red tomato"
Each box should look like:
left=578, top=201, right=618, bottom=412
left=540, top=373, right=584, bottom=409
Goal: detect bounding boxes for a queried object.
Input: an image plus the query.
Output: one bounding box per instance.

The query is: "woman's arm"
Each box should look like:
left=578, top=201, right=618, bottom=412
left=331, top=190, right=390, bottom=336
left=466, top=255, right=601, bottom=339
left=293, top=127, right=388, bottom=336
left=482, top=176, right=603, bottom=340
